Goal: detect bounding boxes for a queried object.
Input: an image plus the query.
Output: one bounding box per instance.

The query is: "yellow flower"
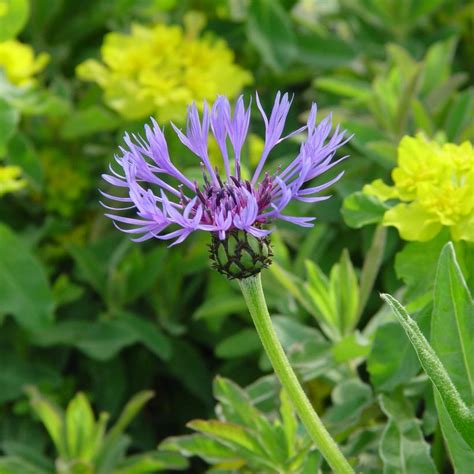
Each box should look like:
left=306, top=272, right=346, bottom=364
left=0, top=40, right=49, bottom=86
left=364, top=135, right=474, bottom=242
left=76, top=20, right=252, bottom=122
left=0, top=165, right=26, bottom=196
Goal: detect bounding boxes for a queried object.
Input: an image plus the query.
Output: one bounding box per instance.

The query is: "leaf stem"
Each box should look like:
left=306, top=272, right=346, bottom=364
left=239, top=274, right=354, bottom=473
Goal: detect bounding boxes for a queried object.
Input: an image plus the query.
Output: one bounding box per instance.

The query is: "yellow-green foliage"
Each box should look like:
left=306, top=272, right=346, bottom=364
left=364, top=135, right=474, bottom=242
left=0, top=39, right=49, bottom=86
left=76, top=17, right=252, bottom=122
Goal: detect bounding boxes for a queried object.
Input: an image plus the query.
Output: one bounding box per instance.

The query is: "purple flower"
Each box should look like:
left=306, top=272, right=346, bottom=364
left=102, top=92, right=351, bottom=246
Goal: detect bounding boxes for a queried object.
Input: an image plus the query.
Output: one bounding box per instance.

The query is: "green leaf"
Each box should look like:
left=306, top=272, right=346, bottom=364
left=187, top=420, right=265, bottom=458
left=159, top=434, right=238, bottom=463
left=0, top=97, right=19, bottom=156
left=381, top=293, right=474, bottom=449
left=104, top=391, right=154, bottom=447
left=193, top=294, right=247, bottom=320
left=296, top=32, right=355, bottom=69
left=358, top=226, right=386, bottom=318
left=330, top=249, right=360, bottom=335
left=341, top=192, right=387, bottom=229
left=65, top=392, right=96, bottom=460
left=0, top=224, right=54, bottom=330
left=247, top=0, right=296, bottom=72
left=432, top=243, right=474, bottom=405
left=7, top=133, right=43, bottom=190
left=215, top=328, right=260, bottom=359
left=395, top=230, right=449, bottom=297
left=60, top=106, right=121, bottom=139
left=431, top=243, right=474, bottom=465
left=115, top=312, right=172, bottom=361
left=325, top=379, right=372, bottom=432
left=332, top=332, right=371, bottom=364
left=314, top=77, right=371, bottom=100
left=112, top=451, right=188, bottom=473
left=0, top=0, right=29, bottom=41
left=0, top=456, right=48, bottom=474
left=367, top=321, right=419, bottom=391
left=379, top=394, right=437, bottom=474
left=33, top=320, right=139, bottom=361
left=0, top=353, right=60, bottom=403
left=26, top=387, right=67, bottom=457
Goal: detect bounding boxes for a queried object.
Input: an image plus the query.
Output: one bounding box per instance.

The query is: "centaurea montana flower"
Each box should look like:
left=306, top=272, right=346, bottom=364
left=102, top=93, right=351, bottom=278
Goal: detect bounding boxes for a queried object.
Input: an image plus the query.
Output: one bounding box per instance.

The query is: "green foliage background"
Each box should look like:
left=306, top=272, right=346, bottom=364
left=0, top=0, right=473, bottom=473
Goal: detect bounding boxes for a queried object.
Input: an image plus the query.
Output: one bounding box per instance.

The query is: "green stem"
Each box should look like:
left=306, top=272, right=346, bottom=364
left=239, top=274, right=354, bottom=474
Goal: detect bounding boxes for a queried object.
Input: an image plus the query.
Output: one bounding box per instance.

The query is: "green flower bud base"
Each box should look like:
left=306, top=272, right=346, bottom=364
left=209, top=230, right=273, bottom=279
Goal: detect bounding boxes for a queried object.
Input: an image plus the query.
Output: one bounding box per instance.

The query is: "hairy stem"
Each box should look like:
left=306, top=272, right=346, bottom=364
left=239, top=274, right=354, bottom=473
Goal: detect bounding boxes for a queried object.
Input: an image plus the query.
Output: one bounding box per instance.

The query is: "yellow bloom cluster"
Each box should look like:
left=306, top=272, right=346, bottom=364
left=0, top=165, right=26, bottom=196
left=76, top=22, right=252, bottom=122
left=0, top=40, right=49, bottom=86
left=364, top=135, right=474, bottom=242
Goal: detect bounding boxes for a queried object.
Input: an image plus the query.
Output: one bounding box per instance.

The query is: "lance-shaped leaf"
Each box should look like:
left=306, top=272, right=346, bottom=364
left=380, top=293, right=474, bottom=449
left=431, top=242, right=474, bottom=470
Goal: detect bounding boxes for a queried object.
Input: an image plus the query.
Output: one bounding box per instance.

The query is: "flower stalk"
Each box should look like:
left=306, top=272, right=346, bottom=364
left=239, top=274, right=354, bottom=474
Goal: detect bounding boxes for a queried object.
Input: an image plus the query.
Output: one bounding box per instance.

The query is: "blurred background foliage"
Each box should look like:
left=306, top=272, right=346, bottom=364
left=0, top=0, right=473, bottom=472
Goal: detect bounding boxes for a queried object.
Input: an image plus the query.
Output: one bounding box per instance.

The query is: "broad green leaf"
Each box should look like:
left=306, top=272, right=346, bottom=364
left=381, top=293, right=474, bottom=449
left=115, top=312, right=172, bottom=361
left=215, top=328, right=260, bottom=359
left=0, top=0, right=29, bottom=41
left=395, top=230, right=449, bottom=297
left=431, top=243, right=474, bottom=464
left=367, top=321, right=419, bottom=391
left=112, top=451, right=188, bottom=473
left=32, top=320, right=139, bottom=361
left=379, top=394, right=437, bottom=474
left=167, top=339, right=213, bottom=404
left=0, top=224, right=54, bottom=330
left=332, top=332, right=371, bottom=364
left=341, top=192, right=387, bottom=229
left=26, top=387, right=67, bottom=457
left=247, top=0, right=296, bottom=72
left=0, top=98, right=19, bottom=156
left=0, top=456, right=48, bottom=474
left=159, top=434, right=239, bottom=464
left=432, top=243, right=474, bottom=405
left=324, top=379, right=372, bottom=432
left=0, top=353, right=60, bottom=403
left=60, top=106, right=120, bottom=139
left=65, top=392, right=96, bottom=460
left=296, top=32, right=355, bottom=69
left=193, top=294, right=247, bottom=320
left=1, top=441, right=53, bottom=473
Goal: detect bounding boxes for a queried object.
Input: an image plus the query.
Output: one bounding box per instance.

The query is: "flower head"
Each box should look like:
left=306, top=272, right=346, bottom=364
left=364, top=135, right=474, bottom=242
left=102, top=93, right=350, bottom=277
left=76, top=21, right=252, bottom=122
left=0, top=40, right=49, bottom=86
